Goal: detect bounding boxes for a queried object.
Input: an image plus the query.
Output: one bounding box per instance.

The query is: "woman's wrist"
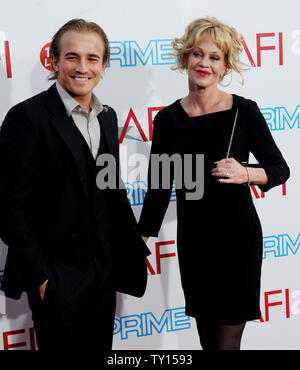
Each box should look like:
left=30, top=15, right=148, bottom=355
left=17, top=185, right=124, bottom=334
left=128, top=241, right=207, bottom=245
left=244, top=167, right=251, bottom=187
left=244, top=167, right=268, bottom=186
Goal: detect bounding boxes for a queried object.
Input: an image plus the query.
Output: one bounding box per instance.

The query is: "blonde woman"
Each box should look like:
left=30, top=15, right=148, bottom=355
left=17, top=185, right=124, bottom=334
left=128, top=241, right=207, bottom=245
left=138, top=17, right=289, bottom=350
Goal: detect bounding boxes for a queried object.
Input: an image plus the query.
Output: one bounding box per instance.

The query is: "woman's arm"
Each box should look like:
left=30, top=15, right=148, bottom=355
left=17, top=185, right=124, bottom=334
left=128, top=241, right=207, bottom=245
left=211, top=100, right=289, bottom=190
left=138, top=110, right=173, bottom=237
left=212, top=158, right=268, bottom=185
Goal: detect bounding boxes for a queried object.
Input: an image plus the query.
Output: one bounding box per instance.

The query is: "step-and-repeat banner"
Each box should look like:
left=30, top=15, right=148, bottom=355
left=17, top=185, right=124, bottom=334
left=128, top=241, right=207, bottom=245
left=0, top=0, right=299, bottom=350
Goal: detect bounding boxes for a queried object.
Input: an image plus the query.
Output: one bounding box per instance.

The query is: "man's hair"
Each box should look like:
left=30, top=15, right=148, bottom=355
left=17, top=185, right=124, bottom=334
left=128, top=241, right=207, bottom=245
left=49, top=18, right=110, bottom=80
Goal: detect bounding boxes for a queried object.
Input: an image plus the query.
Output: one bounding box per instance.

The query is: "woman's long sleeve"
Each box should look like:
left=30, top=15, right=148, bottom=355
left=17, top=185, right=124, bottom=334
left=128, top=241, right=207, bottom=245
left=247, top=101, right=290, bottom=192
left=138, top=111, right=174, bottom=237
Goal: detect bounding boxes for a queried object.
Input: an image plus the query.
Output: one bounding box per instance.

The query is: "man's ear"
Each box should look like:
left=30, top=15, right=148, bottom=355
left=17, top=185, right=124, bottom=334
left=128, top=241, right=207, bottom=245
left=100, top=61, right=108, bottom=77
left=102, top=61, right=108, bottom=72
left=50, top=54, right=59, bottom=72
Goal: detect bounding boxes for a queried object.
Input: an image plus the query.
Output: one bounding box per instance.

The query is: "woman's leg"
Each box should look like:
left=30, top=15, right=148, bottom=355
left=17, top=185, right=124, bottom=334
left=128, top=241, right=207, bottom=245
left=216, top=323, right=246, bottom=350
left=195, top=318, right=218, bottom=351
left=196, top=318, right=246, bottom=350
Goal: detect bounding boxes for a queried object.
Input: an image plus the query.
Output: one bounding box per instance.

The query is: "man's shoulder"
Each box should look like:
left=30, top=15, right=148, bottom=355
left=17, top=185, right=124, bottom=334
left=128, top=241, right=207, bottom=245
left=5, top=88, right=50, bottom=119
left=102, top=104, right=117, bottom=116
left=98, top=104, right=118, bottom=126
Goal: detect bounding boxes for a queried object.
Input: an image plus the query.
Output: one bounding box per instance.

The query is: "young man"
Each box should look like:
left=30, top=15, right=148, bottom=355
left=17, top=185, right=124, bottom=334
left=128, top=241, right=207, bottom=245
left=0, top=19, right=150, bottom=351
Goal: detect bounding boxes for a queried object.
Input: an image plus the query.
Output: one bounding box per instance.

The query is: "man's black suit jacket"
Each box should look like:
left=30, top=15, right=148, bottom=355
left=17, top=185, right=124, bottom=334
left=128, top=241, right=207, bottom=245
left=0, top=84, right=150, bottom=304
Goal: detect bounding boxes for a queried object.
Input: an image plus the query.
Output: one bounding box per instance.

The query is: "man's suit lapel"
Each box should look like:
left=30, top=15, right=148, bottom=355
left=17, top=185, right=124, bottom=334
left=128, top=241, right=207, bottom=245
left=97, top=108, right=119, bottom=163
left=45, top=84, right=88, bottom=199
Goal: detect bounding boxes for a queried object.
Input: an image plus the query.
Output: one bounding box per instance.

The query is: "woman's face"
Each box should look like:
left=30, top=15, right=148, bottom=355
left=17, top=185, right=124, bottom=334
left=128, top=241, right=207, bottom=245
left=186, top=35, right=227, bottom=90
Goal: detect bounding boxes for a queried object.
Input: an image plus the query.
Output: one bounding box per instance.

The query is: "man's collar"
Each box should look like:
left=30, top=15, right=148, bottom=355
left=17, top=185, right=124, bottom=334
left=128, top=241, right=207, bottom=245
left=55, top=81, right=103, bottom=116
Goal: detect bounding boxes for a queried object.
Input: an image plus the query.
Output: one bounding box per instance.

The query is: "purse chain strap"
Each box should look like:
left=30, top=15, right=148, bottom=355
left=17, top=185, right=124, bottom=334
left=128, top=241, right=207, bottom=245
left=226, top=108, right=239, bottom=158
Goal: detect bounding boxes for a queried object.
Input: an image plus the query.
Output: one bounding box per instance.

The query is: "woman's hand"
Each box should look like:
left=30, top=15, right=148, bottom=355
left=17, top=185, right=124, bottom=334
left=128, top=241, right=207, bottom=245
left=211, top=158, right=248, bottom=184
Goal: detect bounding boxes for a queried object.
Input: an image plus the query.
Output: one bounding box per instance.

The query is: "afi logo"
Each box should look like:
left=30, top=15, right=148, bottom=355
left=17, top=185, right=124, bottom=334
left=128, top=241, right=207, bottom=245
left=0, top=31, right=12, bottom=78
left=251, top=183, right=286, bottom=199
left=119, top=106, right=164, bottom=143
left=2, top=328, right=36, bottom=350
left=241, top=32, right=284, bottom=67
left=147, top=240, right=176, bottom=275
left=40, top=42, right=52, bottom=71
left=259, top=288, right=300, bottom=322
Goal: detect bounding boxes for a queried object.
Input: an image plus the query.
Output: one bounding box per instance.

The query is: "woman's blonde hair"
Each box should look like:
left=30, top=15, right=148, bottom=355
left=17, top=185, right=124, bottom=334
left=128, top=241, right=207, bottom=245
left=171, top=17, right=244, bottom=85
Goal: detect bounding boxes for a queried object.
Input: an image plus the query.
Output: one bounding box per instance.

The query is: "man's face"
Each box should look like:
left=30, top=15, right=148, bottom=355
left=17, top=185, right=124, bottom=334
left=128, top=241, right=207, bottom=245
left=51, top=30, right=106, bottom=108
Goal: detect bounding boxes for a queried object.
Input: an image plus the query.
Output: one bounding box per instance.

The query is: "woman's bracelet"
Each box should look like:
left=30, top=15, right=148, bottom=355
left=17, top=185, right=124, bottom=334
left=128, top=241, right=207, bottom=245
left=244, top=167, right=251, bottom=187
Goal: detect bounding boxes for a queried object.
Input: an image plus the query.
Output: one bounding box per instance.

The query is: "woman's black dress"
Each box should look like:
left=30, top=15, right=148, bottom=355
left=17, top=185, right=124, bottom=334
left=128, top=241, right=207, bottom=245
left=138, top=94, right=289, bottom=324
